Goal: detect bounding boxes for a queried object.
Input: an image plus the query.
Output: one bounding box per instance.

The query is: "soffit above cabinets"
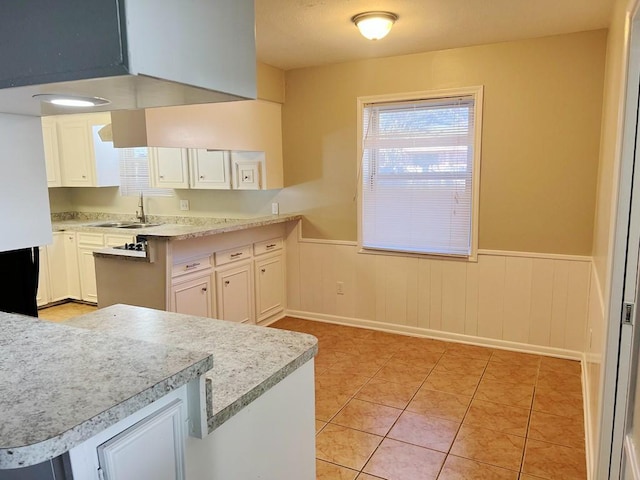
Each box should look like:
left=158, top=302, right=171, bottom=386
left=0, top=0, right=256, bottom=116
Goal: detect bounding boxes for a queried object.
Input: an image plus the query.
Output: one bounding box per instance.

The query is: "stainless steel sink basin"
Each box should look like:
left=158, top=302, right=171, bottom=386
left=117, top=223, right=162, bottom=229
left=90, top=221, right=161, bottom=229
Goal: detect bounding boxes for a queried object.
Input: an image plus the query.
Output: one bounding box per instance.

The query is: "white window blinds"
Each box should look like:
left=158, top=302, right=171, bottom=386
left=361, top=94, right=478, bottom=256
left=119, top=147, right=173, bottom=198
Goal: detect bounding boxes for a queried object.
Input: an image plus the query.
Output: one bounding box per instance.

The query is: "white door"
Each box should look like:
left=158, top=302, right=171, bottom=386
left=601, top=4, right=640, bottom=478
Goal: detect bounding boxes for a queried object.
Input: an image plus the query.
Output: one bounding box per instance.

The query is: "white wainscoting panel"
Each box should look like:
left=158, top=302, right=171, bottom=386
left=286, top=226, right=592, bottom=353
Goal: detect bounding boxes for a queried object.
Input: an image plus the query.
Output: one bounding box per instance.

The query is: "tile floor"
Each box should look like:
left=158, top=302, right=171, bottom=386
left=39, top=304, right=587, bottom=480
left=271, top=316, right=587, bottom=480
left=38, top=301, right=97, bottom=322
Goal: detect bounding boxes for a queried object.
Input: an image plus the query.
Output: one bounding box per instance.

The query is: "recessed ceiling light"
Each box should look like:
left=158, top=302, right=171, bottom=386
left=32, top=94, right=111, bottom=108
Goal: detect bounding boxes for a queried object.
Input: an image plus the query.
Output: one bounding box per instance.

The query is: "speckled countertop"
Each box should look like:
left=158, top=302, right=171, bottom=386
left=65, top=304, right=318, bottom=433
left=51, top=213, right=301, bottom=241
left=0, top=311, right=213, bottom=470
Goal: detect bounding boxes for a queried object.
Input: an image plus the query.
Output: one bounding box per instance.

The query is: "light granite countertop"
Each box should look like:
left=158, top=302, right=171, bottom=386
left=51, top=213, right=301, bottom=241
left=0, top=311, right=213, bottom=470
left=65, top=304, right=318, bottom=433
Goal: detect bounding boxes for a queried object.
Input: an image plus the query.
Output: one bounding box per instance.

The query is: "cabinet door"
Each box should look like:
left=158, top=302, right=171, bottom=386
left=231, top=152, right=263, bottom=190
left=170, top=274, right=212, bottom=318
left=36, top=247, right=50, bottom=307
left=189, top=149, right=230, bottom=189
left=41, top=117, right=61, bottom=187
left=47, top=232, right=68, bottom=302
left=255, top=254, right=285, bottom=322
left=58, top=118, right=94, bottom=186
left=97, top=399, right=185, bottom=480
left=149, top=147, right=189, bottom=188
left=215, top=262, right=254, bottom=324
left=78, top=247, right=99, bottom=303
left=64, top=233, right=81, bottom=300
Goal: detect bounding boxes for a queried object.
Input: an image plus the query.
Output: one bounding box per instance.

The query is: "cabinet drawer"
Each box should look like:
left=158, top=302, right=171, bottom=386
left=104, top=234, right=135, bottom=247
left=172, top=256, right=212, bottom=278
left=253, top=238, right=283, bottom=256
left=215, top=245, right=252, bottom=266
left=78, top=232, right=104, bottom=247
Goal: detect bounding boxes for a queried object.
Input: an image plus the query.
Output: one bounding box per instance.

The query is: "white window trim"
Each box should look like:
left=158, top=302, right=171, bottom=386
left=356, top=86, right=484, bottom=261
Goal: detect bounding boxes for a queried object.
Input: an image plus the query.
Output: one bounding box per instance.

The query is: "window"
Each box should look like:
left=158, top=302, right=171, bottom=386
left=358, top=87, right=482, bottom=258
left=118, top=147, right=173, bottom=198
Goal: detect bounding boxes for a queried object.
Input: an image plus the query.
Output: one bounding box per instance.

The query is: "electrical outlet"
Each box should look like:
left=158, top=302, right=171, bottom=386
left=336, top=281, right=344, bottom=295
left=180, top=199, right=190, bottom=211
left=272, top=202, right=279, bottom=215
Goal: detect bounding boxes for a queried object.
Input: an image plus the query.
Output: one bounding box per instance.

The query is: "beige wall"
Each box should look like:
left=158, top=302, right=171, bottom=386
left=280, top=31, right=607, bottom=254
left=257, top=62, right=285, bottom=103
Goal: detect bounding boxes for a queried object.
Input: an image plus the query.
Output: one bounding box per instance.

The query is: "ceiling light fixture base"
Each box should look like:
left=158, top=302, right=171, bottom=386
left=351, top=11, right=398, bottom=40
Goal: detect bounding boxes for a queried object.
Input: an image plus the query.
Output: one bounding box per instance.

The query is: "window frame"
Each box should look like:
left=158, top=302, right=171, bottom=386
left=356, top=86, right=484, bottom=261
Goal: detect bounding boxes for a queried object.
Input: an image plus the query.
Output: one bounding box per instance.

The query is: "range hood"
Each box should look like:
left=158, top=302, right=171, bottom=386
left=0, top=0, right=256, bottom=117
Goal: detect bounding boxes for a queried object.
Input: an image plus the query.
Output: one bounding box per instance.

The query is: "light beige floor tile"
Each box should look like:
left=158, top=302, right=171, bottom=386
left=316, top=424, right=383, bottom=471
left=387, top=410, right=459, bottom=452
left=522, top=439, right=587, bottom=479
left=355, top=377, right=419, bottom=409
left=528, top=410, right=585, bottom=449
left=450, top=425, right=525, bottom=471
left=363, top=438, right=445, bottom=480
left=438, top=455, right=519, bottom=479
left=463, top=399, right=530, bottom=436
left=316, top=459, right=359, bottom=480
left=39, top=302, right=97, bottom=322
left=331, top=398, right=402, bottom=436
left=407, top=387, right=472, bottom=422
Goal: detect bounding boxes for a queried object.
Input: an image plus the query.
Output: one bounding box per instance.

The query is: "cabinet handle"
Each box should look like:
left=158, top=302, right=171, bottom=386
left=266, top=244, right=276, bottom=249
left=224, top=280, right=230, bottom=286
left=200, top=175, right=205, bottom=179
left=159, top=175, right=165, bottom=179
left=201, top=287, right=207, bottom=293
left=261, top=268, right=266, bottom=273
left=185, top=262, right=200, bottom=269
left=230, top=252, right=242, bottom=258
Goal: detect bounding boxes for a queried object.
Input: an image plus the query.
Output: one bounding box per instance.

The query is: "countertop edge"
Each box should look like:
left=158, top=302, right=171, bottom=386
left=206, top=342, right=318, bottom=432
left=0, top=354, right=213, bottom=470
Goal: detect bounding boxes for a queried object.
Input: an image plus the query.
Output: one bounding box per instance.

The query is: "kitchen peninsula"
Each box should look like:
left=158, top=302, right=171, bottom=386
left=49, top=213, right=300, bottom=325
left=1, top=304, right=317, bottom=479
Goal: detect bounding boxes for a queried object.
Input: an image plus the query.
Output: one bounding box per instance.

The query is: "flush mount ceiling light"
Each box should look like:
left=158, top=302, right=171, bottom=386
left=32, top=94, right=111, bottom=108
left=352, top=11, right=398, bottom=40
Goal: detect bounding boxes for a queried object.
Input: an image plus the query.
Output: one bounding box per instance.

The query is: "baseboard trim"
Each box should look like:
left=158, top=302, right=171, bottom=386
left=583, top=352, right=594, bottom=480
left=626, top=435, right=640, bottom=480
left=285, top=309, right=582, bottom=360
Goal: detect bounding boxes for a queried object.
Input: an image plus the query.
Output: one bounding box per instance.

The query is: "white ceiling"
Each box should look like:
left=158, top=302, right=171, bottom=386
left=255, top=0, right=615, bottom=71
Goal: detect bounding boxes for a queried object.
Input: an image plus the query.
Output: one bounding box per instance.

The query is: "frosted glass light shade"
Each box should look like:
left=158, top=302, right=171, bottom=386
left=352, top=12, right=398, bottom=40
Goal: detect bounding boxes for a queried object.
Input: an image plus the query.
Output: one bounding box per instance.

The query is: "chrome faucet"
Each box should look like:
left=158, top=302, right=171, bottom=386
left=136, top=192, right=146, bottom=223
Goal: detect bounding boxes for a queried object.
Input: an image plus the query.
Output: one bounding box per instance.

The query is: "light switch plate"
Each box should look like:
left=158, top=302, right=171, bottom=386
left=180, top=200, right=189, bottom=211
left=271, top=202, right=279, bottom=215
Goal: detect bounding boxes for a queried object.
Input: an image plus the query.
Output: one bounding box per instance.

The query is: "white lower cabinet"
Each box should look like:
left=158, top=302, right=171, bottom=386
left=254, top=253, right=285, bottom=323
left=36, top=247, right=50, bottom=307
left=171, top=274, right=213, bottom=318
left=69, top=385, right=190, bottom=480
left=215, top=261, right=254, bottom=324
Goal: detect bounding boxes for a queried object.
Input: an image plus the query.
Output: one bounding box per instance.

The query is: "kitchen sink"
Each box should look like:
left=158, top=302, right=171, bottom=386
left=90, top=221, right=162, bottom=229
left=117, top=223, right=162, bottom=229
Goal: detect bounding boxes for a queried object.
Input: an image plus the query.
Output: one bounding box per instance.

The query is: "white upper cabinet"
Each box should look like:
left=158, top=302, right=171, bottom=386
left=149, top=147, right=190, bottom=188
left=41, top=117, right=61, bottom=187
left=189, top=149, right=231, bottom=189
left=45, top=112, right=120, bottom=187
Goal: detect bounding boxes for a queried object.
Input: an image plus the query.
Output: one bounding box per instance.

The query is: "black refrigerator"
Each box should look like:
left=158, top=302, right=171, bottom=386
left=0, top=247, right=39, bottom=317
